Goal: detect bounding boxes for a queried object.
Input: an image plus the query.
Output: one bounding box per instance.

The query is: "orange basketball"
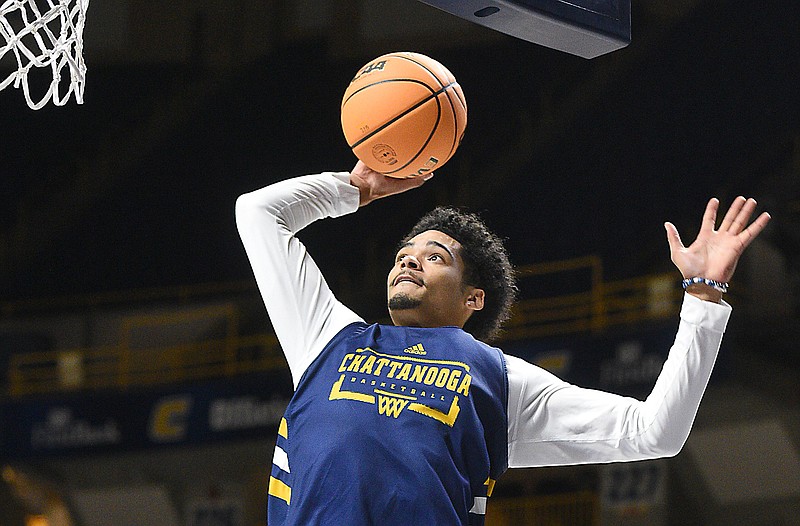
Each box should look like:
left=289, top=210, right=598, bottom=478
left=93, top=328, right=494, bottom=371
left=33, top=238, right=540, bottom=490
left=341, top=52, right=467, bottom=178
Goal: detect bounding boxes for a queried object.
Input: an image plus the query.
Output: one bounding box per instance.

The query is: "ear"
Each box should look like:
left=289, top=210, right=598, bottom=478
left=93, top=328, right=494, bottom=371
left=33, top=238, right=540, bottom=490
left=465, top=289, right=485, bottom=311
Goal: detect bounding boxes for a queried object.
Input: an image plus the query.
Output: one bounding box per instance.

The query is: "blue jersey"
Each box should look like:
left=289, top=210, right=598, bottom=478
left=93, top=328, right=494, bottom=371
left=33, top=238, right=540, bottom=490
left=268, top=322, right=509, bottom=525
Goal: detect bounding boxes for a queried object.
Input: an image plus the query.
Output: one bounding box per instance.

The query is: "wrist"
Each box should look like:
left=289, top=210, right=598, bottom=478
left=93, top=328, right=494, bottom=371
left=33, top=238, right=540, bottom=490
left=682, top=277, right=727, bottom=304
left=349, top=174, right=373, bottom=206
left=684, top=283, right=723, bottom=303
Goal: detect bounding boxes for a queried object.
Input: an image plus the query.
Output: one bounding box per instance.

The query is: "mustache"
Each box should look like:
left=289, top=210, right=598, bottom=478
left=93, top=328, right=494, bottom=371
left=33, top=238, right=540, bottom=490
left=392, top=271, right=424, bottom=286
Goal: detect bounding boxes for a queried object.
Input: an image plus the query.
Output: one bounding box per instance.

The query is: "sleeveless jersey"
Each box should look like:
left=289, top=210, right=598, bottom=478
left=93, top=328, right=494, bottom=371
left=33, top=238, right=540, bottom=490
left=268, top=322, right=509, bottom=525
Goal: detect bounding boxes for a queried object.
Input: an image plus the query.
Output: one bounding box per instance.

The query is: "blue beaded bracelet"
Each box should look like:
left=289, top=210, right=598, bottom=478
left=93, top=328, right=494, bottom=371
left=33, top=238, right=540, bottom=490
left=682, top=277, right=729, bottom=293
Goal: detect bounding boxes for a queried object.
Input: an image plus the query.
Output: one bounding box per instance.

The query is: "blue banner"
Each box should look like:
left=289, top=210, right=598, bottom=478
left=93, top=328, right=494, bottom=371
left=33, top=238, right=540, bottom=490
left=1, top=323, right=731, bottom=460
left=0, top=371, right=293, bottom=459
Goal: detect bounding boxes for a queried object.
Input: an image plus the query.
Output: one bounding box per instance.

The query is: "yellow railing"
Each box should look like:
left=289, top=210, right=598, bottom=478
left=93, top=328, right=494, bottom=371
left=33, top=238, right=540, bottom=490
left=0, top=281, right=255, bottom=318
left=8, top=333, right=284, bottom=397
left=4, top=256, right=684, bottom=398
left=487, top=491, right=599, bottom=526
left=503, top=256, right=681, bottom=340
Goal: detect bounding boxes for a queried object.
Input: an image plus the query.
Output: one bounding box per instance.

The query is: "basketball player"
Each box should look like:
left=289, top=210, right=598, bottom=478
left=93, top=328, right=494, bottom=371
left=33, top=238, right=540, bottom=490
left=235, top=161, right=770, bottom=525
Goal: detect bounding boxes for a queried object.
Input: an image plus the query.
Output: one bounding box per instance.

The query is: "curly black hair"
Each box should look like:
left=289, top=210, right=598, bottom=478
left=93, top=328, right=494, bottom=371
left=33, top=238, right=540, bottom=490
left=400, top=206, right=518, bottom=342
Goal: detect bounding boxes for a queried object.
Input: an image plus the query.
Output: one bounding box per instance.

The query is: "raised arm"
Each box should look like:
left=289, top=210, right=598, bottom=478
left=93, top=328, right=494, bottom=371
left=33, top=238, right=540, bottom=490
left=235, top=162, right=432, bottom=387
left=235, top=171, right=364, bottom=386
left=506, top=294, right=728, bottom=467
left=507, top=196, right=770, bottom=466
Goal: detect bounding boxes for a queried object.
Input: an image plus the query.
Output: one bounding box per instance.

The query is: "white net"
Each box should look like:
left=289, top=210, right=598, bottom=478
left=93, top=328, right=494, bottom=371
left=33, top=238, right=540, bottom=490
left=0, top=0, right=89, bottom=110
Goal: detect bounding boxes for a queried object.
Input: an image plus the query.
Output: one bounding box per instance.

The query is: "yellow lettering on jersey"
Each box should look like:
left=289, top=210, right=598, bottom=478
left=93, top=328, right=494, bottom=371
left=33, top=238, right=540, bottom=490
left=373, top=357, right=390, bottom=375
left=435, top=368, right=450, bottom=388
left=386, top=361, right=403, bottom=378
left=395, top=363, right=412, bottom=381
left=338, top=353, right=354, bottom=372
left=355, top=347, right=470, bottom=372
left=269, top=476, right=291, bottom=504
left=358, top=355, right=376, bottom=374
left=347, top=354, right=366, bottom=372
left=374, top=388, right=416, bottom=401
left=329, top=374, right=375, bottom=403
left=330, top=347, right=476, bottom=426
left=409, top=365, right=428, bottom=383
left=446, top=369, right=462, bottom=390
left=457, top=374, right=472, bottom=396
left=408, top=396, right=461, bottom=427
left=423, top=366, right=439, bottom=385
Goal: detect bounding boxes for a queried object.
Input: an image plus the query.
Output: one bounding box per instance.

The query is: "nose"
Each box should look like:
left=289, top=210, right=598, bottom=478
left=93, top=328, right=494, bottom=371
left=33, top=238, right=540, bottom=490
left=399, top=254, right=420, bottom=270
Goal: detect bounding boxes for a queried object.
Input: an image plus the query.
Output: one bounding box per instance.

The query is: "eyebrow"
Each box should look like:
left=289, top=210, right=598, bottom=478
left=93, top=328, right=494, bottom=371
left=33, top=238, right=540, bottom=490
left=400, top=240, right=456, bottom=260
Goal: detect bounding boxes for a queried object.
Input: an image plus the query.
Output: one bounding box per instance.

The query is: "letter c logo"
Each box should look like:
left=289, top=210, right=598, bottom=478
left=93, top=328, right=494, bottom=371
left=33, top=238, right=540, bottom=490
left=149, top=396, right=191, bottom=443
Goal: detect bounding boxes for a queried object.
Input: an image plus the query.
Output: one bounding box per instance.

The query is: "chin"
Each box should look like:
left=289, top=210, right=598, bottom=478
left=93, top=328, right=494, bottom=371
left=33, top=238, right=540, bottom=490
left=388, top=292, right=423, bottom=311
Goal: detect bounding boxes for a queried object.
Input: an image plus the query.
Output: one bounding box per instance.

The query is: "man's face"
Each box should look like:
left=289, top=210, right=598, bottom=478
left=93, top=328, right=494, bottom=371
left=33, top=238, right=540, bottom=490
left=387, top=230, right=484, bottom=329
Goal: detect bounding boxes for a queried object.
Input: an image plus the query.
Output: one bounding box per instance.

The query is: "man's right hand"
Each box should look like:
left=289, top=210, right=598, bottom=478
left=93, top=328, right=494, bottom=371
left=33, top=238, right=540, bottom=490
left=349, top=160, right=433, bottom=207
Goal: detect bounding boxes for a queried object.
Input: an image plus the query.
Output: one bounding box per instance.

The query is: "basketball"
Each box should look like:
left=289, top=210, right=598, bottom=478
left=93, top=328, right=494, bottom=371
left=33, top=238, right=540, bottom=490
left=341, top=52, right=467, bottom=178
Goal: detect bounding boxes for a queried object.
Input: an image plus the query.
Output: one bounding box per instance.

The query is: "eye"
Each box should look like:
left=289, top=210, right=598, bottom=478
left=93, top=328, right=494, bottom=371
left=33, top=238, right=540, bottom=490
left=427, top=253, right=443, bottom=262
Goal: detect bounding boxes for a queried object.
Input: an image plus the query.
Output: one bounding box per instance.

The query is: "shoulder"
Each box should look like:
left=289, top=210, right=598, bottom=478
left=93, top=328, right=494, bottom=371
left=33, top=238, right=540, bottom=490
left=324, top=320, right=375, bottom=348
left=458, top=330, right=507, bottom=366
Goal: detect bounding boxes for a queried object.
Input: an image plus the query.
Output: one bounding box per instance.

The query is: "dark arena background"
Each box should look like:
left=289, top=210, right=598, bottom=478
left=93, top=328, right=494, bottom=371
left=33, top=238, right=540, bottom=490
left=1, top=1, right=799, bottom=525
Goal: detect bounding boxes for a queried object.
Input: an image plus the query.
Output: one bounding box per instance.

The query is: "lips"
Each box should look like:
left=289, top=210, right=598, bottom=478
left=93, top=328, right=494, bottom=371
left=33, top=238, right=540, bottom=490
left=393, top=272, right=422, bottom=287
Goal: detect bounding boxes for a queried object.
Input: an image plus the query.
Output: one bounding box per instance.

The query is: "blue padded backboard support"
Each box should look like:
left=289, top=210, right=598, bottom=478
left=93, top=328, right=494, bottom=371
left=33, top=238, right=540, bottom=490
left=416, top=0, right=631, bottom=59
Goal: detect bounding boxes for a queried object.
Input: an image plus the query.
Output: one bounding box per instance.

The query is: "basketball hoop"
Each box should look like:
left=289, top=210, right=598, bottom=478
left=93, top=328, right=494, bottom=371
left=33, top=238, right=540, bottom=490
left=0, top=0, right=89, bottom=110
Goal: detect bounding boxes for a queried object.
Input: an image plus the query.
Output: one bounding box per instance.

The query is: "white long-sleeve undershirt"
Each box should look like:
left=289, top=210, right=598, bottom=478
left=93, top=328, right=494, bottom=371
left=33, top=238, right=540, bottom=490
left=236, top=171, right=730, bottom=468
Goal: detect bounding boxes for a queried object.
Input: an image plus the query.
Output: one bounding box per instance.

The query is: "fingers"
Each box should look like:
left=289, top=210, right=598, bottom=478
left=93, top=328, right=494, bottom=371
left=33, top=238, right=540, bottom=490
left=406, top=173, right=432, bottom=190
left=738, top=211, right=772, bottom=250
left=714, top=196, right=770, bottom=239
left=728, top=197, right=758, bottom=235
left=664, top=221, right=684, bottom=253
left=699, top=197, right=720, bottom=235
left=394, top=172, right=433, bottom=190
left=717, top=195, right=762, bottom=234
left=717, top=196, right=745, bottom=232
left=397, top=172, right=434, bottom=183
left=702, top=195, right=770, bottom=253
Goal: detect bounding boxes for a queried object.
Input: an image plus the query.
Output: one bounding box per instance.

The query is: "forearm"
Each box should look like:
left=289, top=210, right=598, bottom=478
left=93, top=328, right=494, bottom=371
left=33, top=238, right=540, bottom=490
left=630, top=293, right=729, bottom=454
left=237, top=172, right=360, bottom=231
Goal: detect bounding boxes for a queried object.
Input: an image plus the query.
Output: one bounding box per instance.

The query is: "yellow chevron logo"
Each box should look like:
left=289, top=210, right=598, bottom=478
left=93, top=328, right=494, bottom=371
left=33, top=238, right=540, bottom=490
left=377, top=394, right=409, bottom=418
